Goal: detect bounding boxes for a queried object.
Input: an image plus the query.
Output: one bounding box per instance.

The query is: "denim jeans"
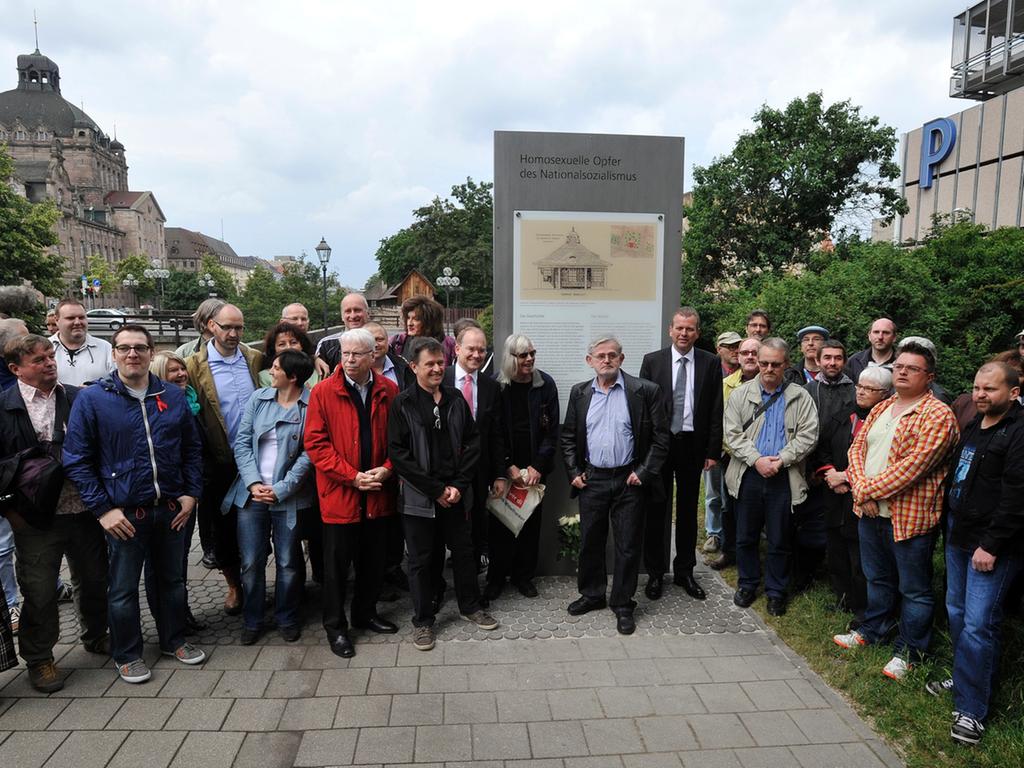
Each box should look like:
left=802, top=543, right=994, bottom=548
left=144, top=508, right=196, bottom=626
left=703, top=464, right=723, bottom=538
left=0, top=518, right=17, bottom=608
left=236, top=502, right=302, bottom=631
left=735, top=468, right=792, bottom=598
left=107, top=503, right=187, bottom=664
left=858, top=516, right=936, bottom=661
left=946, top=542, right=1022, bottom=721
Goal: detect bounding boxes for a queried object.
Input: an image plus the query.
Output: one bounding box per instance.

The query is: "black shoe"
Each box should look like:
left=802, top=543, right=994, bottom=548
left=733, top=588, right=756, bottom=608
left=330, top=633, right=355, bottom=658
left=766, top=597, right=787, bottom=616
left=431, top=588, right=447, bottom=615
left=354, top=615, right=398, bottom=634
left=514, top=579, right=538, bottom=598
left=708, top=553, right=735, bottom=571
left=674, top=573, right=707, bottom=600
left=568, top=596, right=607, bottom=616
left=240, top=627, right=261, bottom=645
left=644, top=575, right=664, bottom=600
left=615, top=611, right=636, bottom=635
left=279, top=624, right=301, bottom=642
left=185, top=607, right=207, bottom=633
left=483, top=581, right=504, bottom=602
left=201, top=551, right=218, bottom=569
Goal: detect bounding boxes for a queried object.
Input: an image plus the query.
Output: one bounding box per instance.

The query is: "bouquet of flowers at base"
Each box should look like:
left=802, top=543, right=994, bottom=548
left=557, top=514, right=581, bottom=561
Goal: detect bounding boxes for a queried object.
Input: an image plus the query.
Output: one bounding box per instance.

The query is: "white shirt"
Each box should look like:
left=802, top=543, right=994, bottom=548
left=670, top=345, right=695, bottom=432
left=454, top=362, right=478, bottom=416
left=49, top=333, right=113, bottom=387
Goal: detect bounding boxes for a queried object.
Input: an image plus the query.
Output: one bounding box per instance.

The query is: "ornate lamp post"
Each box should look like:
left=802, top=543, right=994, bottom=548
left=143, top=260, right=170, bottom=309
left=315, top=237, right=332, bottom=332
left=198, top=272, right=217, bottom=298
left=121, top=272, right=139, bottom=308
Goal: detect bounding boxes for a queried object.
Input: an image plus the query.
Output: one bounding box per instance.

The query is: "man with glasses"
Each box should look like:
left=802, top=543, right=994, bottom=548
left=64, top=325, right=204, bottom=683
left=186, top=304, right=262, bottom=612
left=49, top=299, right=113, bottom=387
left=562, top=337, right=669, bottom=634
left=835, top=341, right=959, bottom=681
left=724, top=337, right=818, bottom=617
left=387, top=337, right=497, bottom=651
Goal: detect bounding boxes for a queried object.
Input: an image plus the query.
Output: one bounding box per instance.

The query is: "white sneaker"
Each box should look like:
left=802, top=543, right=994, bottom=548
left=163, top=643, right=206, bottom=665
left=950, top=712, right=984, bottom=745
left=925, top=678, right=954, bottom=697
left=882, top=655, right=912, bottom=681
left=832, top=629, right=866, bottom=649
left=702, top=535, right=721, bottom=553
left=8, top=604, right=19, bottom=636
left=116, top=658, right=152, bottom=684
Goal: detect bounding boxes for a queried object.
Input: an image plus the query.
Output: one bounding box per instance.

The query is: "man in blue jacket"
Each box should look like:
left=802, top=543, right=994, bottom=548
left=64, top=325, right=205, bottom=684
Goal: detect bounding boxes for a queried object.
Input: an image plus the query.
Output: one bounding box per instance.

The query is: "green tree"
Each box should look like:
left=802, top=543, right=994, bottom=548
left=163, top=268, right=208, bottom=311
left=0, top=144, right=63, bottom=296
left=237, top=264, right=286, bottom=336
left=198, top=254, right=238, bottom=301
left=113, top=253, right=157, bottom=303
left=683, top=92, right=908, bottom=286
left=83, top=254, right=114, bottom=305
left=375, top=178, right=493, bottom=307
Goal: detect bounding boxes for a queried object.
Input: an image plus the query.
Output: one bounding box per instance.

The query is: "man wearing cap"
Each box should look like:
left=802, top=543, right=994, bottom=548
left=639, top=308, right=722, bottom=601
left=847, top=318, right=898, bottom=384
left=785, top=326, right=828, bottom=385
left=702, top=331, right=742, bottom=554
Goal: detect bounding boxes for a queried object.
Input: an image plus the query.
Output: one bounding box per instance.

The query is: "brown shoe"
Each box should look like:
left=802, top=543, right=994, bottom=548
left=707, top=553, right=735, bottom=571
left=28, top=661, right=64, bottom=693
left=223, top=567, right=242, bottom=616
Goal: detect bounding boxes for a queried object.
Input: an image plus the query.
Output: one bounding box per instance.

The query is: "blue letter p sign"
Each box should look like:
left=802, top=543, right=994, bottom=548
left=919, top=118, right=956, bottom=190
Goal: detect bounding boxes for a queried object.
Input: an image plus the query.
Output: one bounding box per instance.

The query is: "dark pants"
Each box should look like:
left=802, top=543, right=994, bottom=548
left=735, top=468, right=792, bottom=599
left=946, top=541, right=1022, bottom=722
left=858, top=516, right=936, bottom=662
left=322, top=517, right=388, bottom=637
left=488, top=500, right=543, bottom=586
left=384, top=515, right=405, bottom=572
left=13, top=514, right=108, bottom=666
left=721, top=490, right=736, bottom=557
left=299, top=503, right=324, bottom=584
left=144, top=509, right=196, bottom=627
left=107, top=503, right=187, bottom=664
left=205, top=464, right=240, bottom=571
left=826, top=524, right=866, bottom=615
left=791, top=487, right=827, bottom=587
left=403, top=504, right=481, bottom=627
left=644, top=433, right=702, bottom=577
left=578, top=466, right=644, bottom=610
left=237, top=503, right=303, bottom=631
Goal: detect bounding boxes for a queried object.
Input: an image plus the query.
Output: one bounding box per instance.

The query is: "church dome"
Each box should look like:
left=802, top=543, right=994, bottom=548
left=0, top=49, right=101, bottom=136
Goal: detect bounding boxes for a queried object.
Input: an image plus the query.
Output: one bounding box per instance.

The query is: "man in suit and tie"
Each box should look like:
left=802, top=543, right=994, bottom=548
left=639, top=308, right=724, bottom=601
left=442, top=325, right=508, bottom=578
left=561, top=337, right=669, bottom=634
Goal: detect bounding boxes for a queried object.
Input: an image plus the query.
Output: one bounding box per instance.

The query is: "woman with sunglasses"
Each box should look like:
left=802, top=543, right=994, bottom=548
left=485, top=334, right=560, bottom=601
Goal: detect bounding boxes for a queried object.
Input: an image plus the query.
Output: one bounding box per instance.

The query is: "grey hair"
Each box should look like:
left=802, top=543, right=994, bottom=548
left=587, top=336, right=622, bottom=356
left=498, top=333, right=535, bottom=385
left=897, top=335, right=936, bottom=357
left=758, top=336, right=790, bottom=360
left=193, top=298, right=226, bottom=334
left=340, top=328, right=375, bottom=352
left=858, top=366, right=893, bottom=391
left=0, top=318, right=29, bottom=350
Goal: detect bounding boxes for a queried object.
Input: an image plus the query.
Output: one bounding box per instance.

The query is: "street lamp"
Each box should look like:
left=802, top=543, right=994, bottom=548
left=198, top=272, right=217, bottom=298
left=435, top=266, right=462, bottom=308
left=143, top=260, right=170, bottom=309
left=121, top=272, right=139, bottom=308
left=315, top=237, right=332, bottom=332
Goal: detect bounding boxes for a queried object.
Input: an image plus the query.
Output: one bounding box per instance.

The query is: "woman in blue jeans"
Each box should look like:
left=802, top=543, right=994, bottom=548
left=224, top=350, right=315, bottom=643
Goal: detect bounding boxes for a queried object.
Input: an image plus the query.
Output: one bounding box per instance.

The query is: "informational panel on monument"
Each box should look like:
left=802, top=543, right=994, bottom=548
left=513, top=211, right=664, bottom=412
left=493, top=130, right=684, bottom=575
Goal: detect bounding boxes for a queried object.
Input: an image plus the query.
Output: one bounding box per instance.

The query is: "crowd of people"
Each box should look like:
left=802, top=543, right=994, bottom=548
left=0, top=295, right=1021, bottom=749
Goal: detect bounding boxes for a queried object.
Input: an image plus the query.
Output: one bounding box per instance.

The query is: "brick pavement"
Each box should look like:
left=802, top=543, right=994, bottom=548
left=0, top=555, right=903, bottom=767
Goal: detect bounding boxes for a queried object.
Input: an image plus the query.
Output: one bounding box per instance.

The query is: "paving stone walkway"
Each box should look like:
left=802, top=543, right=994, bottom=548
left=0, top=554, right=903, bottom=768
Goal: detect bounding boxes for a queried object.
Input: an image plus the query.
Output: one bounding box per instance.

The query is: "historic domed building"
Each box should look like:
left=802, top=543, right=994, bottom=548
left=0, top=47, right=166, bottom=300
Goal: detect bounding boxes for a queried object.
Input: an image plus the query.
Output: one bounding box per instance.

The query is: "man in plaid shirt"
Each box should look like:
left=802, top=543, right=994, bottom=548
left=833, top=340, right=959, bottom=680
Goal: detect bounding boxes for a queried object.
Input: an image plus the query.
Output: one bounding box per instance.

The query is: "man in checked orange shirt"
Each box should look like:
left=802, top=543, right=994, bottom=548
left=832, top=340, right=959, bottom=680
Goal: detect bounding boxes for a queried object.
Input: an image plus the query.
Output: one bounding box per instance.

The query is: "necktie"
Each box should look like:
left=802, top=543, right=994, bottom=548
left=461, top=374, right=475, bottom=418
left=671, top=357, right=687, bottom=434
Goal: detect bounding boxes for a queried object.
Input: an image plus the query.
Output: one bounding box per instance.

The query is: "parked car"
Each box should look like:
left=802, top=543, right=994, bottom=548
left=86, top=308, right=128, bottom=330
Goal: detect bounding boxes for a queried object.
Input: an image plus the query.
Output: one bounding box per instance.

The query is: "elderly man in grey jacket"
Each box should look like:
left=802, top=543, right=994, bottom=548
left=724, top=337, right=818, bottom=616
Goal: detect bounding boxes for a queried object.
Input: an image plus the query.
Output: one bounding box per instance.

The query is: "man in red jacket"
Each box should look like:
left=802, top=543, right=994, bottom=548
left=305, top=328, right=400, bottom=658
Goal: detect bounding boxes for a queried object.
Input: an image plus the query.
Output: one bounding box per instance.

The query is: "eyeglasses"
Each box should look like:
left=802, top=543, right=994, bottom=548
left=212, top=321, right=245, bottom=334
left=738, top=350, right=759, bottom=357
left=340, top=351, right=371, bottom=359
left=432, top=404, right=441, bottom=430
left=514, top=350, right=536, bottom=360
left=757, top=360, right=785, bottom=369
left=892, top=363, right=927, bottom=374
left=114, top=344, right=152, bottom=355
left=591, top=353, right=620, bottom=361
left=855, top=384, right=888, bottom=393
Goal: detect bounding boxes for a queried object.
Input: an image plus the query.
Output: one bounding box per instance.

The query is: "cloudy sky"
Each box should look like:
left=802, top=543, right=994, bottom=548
left=1, top=1, right=961, bottom=287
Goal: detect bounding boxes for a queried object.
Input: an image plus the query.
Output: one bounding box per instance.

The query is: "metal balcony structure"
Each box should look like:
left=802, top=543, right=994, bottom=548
left=951, top=0, right=1024, bottom=99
